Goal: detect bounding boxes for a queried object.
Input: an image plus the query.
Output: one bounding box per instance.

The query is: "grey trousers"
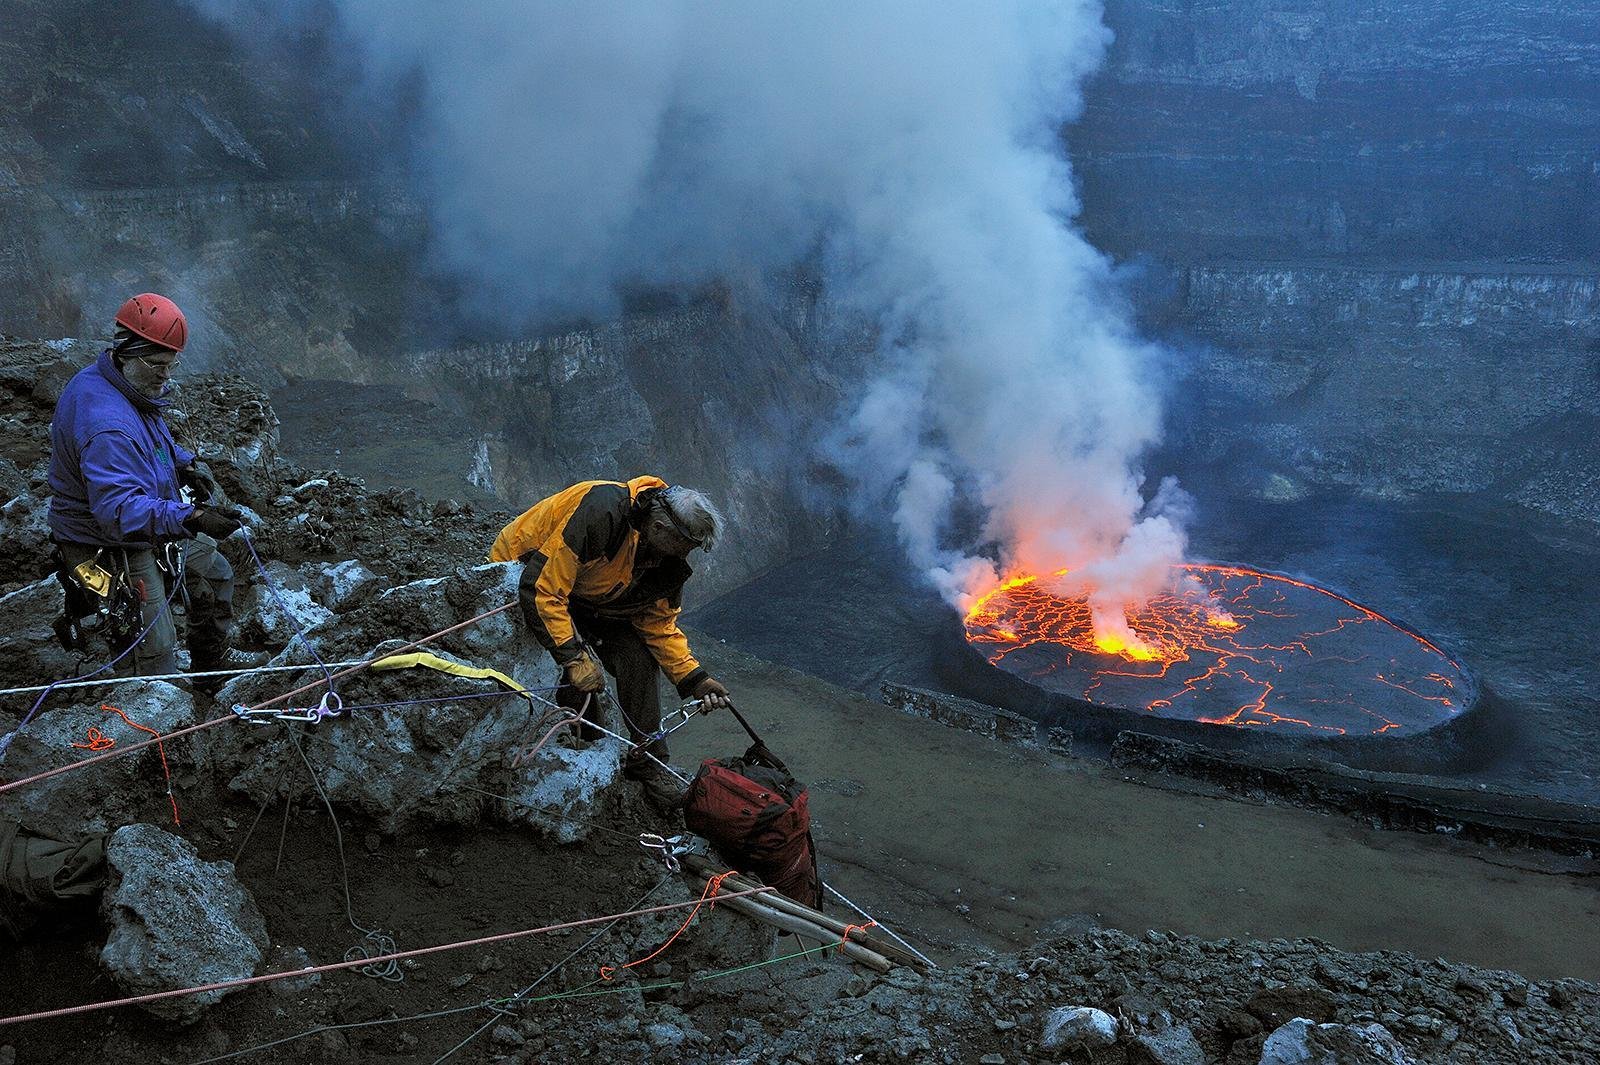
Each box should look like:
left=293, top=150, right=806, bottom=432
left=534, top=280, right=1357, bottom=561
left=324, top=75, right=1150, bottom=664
left=58, top=538, right=236, bottom=677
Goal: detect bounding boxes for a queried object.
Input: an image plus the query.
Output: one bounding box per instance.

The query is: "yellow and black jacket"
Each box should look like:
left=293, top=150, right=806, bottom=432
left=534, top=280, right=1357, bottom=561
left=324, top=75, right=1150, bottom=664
left=488, top=476, right=707, bottom=695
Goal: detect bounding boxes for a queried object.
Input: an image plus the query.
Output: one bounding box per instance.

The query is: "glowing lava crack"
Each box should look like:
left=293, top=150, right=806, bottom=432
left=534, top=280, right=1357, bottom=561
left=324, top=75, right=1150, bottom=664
left=963, top=564, right=1470, bottom=736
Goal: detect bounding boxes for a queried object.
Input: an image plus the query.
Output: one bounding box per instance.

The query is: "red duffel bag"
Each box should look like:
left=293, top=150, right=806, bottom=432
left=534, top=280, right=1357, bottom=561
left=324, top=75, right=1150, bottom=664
left=682, top=706, right=822, bottom=909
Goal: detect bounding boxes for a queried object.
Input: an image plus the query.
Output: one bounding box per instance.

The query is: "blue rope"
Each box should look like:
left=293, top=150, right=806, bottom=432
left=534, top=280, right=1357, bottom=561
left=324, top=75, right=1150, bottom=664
left=239, top=530, right=336, bottom=695
left=0, top=543, right=189, bottom=762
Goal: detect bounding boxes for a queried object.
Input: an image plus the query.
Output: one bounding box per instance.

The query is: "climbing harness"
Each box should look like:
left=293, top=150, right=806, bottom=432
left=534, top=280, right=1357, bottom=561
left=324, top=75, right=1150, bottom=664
left=49, top=546, right=143, bottom=654
left=1, top=543, right=189, bottom=764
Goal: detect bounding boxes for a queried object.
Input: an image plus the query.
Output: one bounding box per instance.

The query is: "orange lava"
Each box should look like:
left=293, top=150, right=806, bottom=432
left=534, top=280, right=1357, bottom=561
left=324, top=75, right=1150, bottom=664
left=963, top=563, right=1468, bottom=736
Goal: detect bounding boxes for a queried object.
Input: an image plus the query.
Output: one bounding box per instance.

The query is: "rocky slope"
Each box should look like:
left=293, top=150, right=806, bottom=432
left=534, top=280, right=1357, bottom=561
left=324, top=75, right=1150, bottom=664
left=3, top=343, right=1599, bottom=1063
left=1076, top=0, right=1600, bottom=264
left=1144, top=263, right=1600, bottom=524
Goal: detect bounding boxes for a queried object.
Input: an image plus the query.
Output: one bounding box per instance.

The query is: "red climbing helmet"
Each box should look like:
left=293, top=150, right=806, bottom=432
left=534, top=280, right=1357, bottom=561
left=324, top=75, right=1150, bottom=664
left=114, top=293, right=188, bottom=352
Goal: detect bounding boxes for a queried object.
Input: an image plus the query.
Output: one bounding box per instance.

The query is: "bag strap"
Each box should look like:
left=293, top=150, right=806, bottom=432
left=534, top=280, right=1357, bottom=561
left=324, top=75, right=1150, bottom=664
left=726, top=704, right=791, bottom=774
left=726, top=703, right=764, bottom=746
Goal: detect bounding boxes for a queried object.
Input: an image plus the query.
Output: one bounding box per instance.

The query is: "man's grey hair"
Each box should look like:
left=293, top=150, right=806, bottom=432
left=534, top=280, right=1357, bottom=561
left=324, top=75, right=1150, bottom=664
left=659, top=485, right=723, bottom=553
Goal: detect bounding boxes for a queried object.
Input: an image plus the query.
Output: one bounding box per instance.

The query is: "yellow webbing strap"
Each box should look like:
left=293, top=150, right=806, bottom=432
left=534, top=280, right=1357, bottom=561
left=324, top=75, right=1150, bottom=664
left=369, top=652, right=534, bottom=703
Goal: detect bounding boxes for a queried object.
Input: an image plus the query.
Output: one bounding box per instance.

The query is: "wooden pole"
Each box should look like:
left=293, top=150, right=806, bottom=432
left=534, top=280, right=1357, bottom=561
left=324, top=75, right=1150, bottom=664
left=706, top=890, right=893, bottom=973
left=682, top=855, right=928, bottom=970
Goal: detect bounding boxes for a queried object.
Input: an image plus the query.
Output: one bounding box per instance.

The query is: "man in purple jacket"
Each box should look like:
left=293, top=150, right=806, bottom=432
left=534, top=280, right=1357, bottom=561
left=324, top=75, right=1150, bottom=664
left=47, top=293, right=254, bottom=676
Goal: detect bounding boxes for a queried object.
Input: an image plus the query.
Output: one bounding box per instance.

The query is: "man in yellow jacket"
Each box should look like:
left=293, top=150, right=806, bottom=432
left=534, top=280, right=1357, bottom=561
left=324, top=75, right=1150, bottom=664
left=489, top=476, right=732, bottom=808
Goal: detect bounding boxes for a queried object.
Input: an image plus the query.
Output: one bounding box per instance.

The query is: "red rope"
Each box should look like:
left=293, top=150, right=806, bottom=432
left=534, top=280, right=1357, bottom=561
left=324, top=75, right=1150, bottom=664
left=0, top=882, right=775, bottom=1027
left=69, top=727, right=114, bottom=752
left=838, top=920, right=878, bottom=953
left=510, top=711, right=582, bottom=768
left=599, top=870, right=736, bottom=981
left=99, top=703, right=180, bottom=825
left=0, top=601, right=519, bottom=797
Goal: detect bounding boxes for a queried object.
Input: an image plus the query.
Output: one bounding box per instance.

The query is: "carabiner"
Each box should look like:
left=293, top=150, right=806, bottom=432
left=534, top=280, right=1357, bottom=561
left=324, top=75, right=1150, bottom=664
left=275, top=690, right=345, bottom=723
left=638, top=832, right=684, bottom=873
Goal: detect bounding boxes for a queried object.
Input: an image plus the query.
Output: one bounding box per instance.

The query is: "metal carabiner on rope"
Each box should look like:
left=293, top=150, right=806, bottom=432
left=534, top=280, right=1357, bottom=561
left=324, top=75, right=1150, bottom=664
left=231, top=702, right=278, bottom=726
left=638, top=832, right=686, bottom=873
left=274, top=690, right=345, bottom=724
left=648, top=699, right=707, bottom=742
left=233, top=690, right=344, bottom=725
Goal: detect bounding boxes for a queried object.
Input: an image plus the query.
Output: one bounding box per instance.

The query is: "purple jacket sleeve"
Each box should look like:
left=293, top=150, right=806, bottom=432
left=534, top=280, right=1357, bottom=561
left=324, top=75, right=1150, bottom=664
left=81, top=431, right=194, bottom=541
left=175, top=440, right=196, bottom=469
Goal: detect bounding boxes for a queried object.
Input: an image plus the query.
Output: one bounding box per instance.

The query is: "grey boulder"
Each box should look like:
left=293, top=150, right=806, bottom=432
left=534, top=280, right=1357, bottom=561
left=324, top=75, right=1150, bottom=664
left=1041, top=1006, right=1118, bottom=1051
left=1260, top=1018, right=1414, bottom=1065
left=0, top=685, right=194, bottom=838
left=99, top=824, right=269, bottom=1025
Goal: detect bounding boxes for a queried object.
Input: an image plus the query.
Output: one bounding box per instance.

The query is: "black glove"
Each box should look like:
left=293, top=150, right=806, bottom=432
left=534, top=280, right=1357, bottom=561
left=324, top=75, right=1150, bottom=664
left=184, top=505, right=242, bottom=541
left=178, top=461, right=218, bottom=503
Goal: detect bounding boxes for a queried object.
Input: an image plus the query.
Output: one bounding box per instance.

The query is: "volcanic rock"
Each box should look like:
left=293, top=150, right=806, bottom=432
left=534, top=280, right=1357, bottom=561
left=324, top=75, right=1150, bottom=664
left=1128, top=1022, right=1207, bottom=1065
left=207, top=563, right=588, bottom=834
left=99, top=824, right=268, bottom=1025
left=236, top=560, right=335, bottom=648
left=0, top=482, right=48, bottom=596
left=1040, top=1005, right=1118, bottom=1051
left=0, top=685, right=194, bottom=838
left=494, top=738, right=626, bottom=845
left=304, top=558, right=380, bottom=613
left=1246, top=986, right=1340, bottom=1028
left=266, top=945, right=321, bottom=995
left=1259, top=1019, right=1413, bottom=1065
left=0, top=578, right=80, bottom=704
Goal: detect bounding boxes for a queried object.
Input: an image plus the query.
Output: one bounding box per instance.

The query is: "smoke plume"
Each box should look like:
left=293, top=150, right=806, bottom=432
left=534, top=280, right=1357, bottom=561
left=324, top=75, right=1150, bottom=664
left=196, top=0, right=1185, bottom=613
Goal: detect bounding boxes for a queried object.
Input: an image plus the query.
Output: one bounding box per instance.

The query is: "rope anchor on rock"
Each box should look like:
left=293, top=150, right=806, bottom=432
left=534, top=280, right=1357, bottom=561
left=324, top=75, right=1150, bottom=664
left=231, top=690, right=345, bottom=726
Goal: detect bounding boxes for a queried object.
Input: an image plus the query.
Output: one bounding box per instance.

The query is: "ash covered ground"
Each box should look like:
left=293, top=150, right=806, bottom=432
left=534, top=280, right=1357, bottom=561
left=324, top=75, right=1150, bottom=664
left=3, top=344, right=1599, bottom=1064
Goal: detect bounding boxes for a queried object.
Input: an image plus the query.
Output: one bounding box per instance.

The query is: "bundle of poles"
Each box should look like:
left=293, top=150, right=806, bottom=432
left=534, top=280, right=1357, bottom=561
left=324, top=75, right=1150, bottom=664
left=678, top=853, right=929, bottom=974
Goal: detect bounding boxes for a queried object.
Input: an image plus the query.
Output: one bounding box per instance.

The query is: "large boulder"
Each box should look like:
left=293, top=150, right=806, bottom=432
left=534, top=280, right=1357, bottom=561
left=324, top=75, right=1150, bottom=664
left=206, top=564, right=605, bottom=835
left=1041, top=1006, right=1118, bottom=1052
left=235, top=561, right=334, bottom=648
left=303, top=559, right=380, bottom=613
left=0, top=685, right=195, bottom=838
left=1128, top=1022, right=1207, bottom=1065
left=1260, top=1019, right=1414, bottom=1065
left=493, top=737, right=627, bottom=844
left=99, top=824, right=268, bottom=1025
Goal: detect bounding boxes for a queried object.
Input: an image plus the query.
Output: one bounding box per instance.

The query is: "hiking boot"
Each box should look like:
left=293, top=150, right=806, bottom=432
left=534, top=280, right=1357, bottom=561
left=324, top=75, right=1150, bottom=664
left=638, top=769, right=688, bottom=813
left=191, top=647, right=271, bottom=674
left=625, top=754, right=687, bottom=812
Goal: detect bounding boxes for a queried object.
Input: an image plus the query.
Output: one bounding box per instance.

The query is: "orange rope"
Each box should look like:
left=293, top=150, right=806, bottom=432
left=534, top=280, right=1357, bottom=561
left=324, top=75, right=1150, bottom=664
left=99, top=703, right=180, bottom=826
left=599, top=869, right=735, bottom=981
left=838, top=920, right=878, bottom=953
left=69, top=727, right=115, bottom=751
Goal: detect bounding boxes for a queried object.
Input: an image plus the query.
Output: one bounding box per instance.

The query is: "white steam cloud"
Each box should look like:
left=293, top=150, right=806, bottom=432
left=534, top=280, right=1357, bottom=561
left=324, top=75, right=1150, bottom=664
left=198, top=1, right=1187, bottom=616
